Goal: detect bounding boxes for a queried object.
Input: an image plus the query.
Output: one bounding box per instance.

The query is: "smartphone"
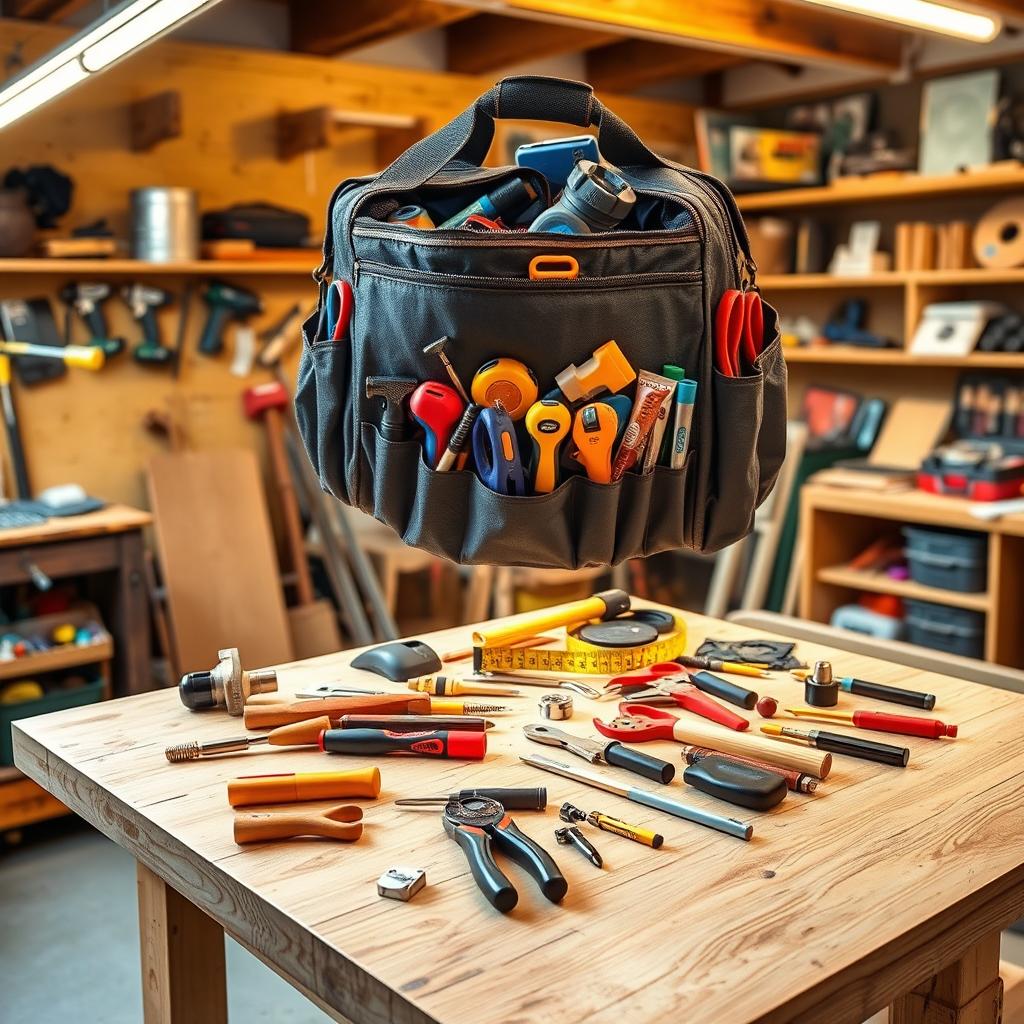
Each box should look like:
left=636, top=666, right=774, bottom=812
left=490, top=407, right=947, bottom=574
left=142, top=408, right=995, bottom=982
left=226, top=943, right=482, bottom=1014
left=515, top=135, right=601, bottom=190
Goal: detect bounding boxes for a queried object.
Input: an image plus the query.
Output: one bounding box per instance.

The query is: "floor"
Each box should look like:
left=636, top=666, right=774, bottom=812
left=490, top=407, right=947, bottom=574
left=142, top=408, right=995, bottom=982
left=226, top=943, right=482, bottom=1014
left=3, top=818, right=1023, bottom=1022
left=1, top=819, right=331, bottom=1022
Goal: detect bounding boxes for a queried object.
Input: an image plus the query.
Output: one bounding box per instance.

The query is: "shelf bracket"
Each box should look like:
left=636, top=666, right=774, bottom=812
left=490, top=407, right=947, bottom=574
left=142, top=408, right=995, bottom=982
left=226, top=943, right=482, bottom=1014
left=129, top=91, right=182, bottom=153
left=276, top=106, right=422, bottom=166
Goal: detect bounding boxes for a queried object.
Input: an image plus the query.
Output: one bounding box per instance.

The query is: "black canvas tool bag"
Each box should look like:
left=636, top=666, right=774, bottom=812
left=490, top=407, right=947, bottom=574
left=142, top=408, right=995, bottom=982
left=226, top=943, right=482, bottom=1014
left=295, top=76, right=787, bottom=569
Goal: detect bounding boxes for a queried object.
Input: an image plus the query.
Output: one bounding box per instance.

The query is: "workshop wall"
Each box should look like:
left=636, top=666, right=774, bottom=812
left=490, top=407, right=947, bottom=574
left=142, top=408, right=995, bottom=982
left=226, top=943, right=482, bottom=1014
left=0, top=19, right=695, bottom=509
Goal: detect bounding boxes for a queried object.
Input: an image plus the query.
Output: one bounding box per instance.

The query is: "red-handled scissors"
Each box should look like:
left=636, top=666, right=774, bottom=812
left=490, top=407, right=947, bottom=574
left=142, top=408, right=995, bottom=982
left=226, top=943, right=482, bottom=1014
left=715, top=289, right=764, bottom=377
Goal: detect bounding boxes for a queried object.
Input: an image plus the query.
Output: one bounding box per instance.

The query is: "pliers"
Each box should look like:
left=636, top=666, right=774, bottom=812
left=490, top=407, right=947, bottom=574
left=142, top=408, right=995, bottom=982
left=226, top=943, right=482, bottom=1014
left=522, top=723, right=675, bottom=784
left=443, top=796, right=568, bottom=913
left=605, top=662, right=758, bottom=711
left=602, top=671, right=750, bottom=731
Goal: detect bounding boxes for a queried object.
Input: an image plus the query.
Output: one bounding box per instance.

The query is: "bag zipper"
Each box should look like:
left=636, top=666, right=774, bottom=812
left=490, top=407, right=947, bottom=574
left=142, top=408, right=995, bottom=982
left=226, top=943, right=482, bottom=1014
left=353, top=221, right=699, bottom=248
left=353, top=259, right=700, bottom=290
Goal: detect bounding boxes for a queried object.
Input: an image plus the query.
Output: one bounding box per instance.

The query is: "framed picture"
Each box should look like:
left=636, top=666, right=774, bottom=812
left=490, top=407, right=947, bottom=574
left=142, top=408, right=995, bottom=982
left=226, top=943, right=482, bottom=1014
left=729, top=127, right=822, bottom=187
left=919, top=70, right=999, bottom=176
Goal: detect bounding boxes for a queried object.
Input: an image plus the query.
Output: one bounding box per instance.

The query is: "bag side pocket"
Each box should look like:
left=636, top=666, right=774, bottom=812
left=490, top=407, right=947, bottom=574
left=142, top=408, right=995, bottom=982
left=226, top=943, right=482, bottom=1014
left=753, top=306, right=788, bottom=506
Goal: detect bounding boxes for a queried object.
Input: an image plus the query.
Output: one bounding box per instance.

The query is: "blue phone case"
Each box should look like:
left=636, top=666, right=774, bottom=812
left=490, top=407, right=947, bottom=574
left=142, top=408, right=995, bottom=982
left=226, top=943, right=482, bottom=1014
left=515, top=135, right=600, bottom=190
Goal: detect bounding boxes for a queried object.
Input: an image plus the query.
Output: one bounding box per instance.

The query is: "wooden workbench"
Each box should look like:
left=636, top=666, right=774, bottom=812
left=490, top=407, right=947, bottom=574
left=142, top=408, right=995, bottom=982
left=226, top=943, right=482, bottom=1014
left=12, top=604, right=1024, bottom=1023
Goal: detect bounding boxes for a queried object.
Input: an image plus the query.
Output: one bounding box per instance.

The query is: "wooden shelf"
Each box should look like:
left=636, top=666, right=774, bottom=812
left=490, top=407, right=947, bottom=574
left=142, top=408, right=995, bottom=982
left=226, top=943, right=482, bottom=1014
left=736, top=165, right=1024, bottom=212
left=0, top=258, right=319, bottom=276
left=0, top=638, right=113, bottom=682
left=760, top=269, right=1024, bottom=290
left=816, top=565, right=991, bottom=613
left=783, top=347, right=1024, bottom=368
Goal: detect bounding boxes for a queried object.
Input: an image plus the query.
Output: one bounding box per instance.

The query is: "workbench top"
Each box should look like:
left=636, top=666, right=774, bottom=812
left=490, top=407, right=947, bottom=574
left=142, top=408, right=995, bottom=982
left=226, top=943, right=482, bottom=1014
left=13, top=604, right=1024, bottom=1024
left=0, top=503, right=152, bottom=548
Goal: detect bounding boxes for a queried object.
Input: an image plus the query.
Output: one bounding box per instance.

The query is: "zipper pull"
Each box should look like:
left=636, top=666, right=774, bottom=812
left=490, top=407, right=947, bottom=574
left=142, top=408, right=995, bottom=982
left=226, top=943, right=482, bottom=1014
left=353, top=259, right=360, bottom=287
left=740, top=255, right=758, bottom=291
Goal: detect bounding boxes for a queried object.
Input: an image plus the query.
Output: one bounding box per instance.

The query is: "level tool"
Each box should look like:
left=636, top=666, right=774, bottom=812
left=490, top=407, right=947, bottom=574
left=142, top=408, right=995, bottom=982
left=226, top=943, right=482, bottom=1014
left=472, top=630, right=688, bottom=676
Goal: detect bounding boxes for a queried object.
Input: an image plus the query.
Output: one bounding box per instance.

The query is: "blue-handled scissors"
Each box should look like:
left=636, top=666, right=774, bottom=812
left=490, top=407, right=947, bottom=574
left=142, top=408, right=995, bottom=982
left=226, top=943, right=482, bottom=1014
left=472, top=403, right=526, bottom=495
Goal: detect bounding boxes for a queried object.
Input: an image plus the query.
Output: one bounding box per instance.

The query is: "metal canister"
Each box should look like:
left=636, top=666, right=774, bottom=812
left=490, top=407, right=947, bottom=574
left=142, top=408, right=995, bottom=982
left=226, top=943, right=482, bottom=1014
left=130, top=187, right=198, bottom=261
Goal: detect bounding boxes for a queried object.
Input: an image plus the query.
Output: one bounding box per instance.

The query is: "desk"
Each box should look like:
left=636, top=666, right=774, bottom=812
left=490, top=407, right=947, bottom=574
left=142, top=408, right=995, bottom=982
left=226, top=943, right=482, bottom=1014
left=800, top=483, right=1024, bottom=669
left=0, top=504, right=153, bottom=696
left=13, top=604, right=1024, bottom=1023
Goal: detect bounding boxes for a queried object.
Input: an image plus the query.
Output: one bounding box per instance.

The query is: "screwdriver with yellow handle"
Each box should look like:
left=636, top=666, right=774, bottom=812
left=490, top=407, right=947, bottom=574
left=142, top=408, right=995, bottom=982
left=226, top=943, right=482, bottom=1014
left=408, top=675, right=522, bottom=697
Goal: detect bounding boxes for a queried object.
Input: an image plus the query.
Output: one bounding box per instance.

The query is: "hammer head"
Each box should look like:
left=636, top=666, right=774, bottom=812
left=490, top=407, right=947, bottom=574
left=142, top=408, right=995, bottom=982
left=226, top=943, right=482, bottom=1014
left=242, top=380, right=289, bottom=419
left=365, top=376, right=418, bottom=406
left=422, top=336, right=450, bottom=358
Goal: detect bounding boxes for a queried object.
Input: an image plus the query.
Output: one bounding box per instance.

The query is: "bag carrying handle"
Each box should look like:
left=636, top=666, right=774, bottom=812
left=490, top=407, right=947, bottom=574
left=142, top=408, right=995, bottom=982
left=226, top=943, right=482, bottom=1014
left=372, top=75, right=663, bottom=194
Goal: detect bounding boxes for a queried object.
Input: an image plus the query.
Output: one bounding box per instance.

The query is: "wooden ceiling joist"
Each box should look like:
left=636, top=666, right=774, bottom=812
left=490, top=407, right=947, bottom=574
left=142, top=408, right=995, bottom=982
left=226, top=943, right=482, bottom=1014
left=6, top=0, right=92, bottom=19
left=587, top=40, right=745, bottom=92
left=289, top=0, right=474, bottom=57
left=431, top=0, right=908, bottom=73
left=447, top=14, right=616, bottom=75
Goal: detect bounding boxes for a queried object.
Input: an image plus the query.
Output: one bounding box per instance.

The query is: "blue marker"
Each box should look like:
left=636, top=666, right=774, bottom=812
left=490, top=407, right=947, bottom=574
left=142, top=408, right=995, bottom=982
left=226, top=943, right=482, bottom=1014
left=669, top=380, right=698, bottom=470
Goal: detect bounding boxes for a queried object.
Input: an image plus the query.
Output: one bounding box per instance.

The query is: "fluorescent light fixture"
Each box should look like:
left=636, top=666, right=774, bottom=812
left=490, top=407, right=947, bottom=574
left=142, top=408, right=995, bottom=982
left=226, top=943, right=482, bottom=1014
left=0, top=0, right=221, bottom=131
left=797, top=0, right=1000, bottom=41
left=0, top=61, right=89, bottom=131
left=82, top=0, right=214, bottom=72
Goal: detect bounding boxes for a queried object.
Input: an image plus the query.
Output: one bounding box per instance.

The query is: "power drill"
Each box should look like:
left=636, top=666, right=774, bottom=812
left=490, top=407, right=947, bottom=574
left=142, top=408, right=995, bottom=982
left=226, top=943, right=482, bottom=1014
left=198, top=281, right=261, bottom=356
left=121, top=284, right=174, bottom=367
left=59, top=282, right=125, bottom=357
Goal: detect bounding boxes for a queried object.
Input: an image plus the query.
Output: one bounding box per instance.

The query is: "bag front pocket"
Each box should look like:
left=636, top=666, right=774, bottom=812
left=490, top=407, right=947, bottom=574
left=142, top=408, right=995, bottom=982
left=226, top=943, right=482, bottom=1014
left=358, top=423, right=692, bottom=568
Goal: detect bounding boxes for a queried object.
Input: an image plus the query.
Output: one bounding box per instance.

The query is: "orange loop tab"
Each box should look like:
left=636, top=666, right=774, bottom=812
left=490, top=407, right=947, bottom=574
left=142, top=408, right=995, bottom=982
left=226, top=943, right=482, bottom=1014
left=529, top=255, right=580, bottom=280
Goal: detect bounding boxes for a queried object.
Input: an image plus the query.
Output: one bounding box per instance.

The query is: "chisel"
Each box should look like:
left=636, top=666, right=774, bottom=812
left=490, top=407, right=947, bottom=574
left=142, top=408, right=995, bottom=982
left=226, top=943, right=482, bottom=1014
left=519, top=753, right=752, bottom=841
left=242, top=694, right=431, bottom=730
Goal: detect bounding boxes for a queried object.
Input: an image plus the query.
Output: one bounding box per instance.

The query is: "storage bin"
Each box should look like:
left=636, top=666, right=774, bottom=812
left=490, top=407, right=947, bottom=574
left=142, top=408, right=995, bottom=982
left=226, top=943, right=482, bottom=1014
left=903, top=526, right=987, bottom=594
left=0, top=675, right=104, bottom=765
left=903, top=599, right=985, bottom=660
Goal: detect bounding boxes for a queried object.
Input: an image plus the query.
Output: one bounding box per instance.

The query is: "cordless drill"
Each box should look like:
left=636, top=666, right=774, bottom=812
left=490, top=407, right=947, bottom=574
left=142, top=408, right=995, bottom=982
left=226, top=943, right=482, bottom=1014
left=198, top=282, right=261, bottom=356
left=59, top=282, right=125, bottom=357
left=121, top=283, right=174, bottom=367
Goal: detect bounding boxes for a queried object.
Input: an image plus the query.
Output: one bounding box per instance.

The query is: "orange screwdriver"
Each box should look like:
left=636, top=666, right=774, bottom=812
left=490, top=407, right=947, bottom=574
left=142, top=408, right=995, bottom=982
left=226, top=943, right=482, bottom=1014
left=165, top=716, right=331, bottom=762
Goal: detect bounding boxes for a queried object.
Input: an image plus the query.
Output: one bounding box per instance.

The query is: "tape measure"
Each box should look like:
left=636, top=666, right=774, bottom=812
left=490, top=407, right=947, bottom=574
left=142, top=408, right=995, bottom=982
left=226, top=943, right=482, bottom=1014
left=472, top=623, right=688, bottom=676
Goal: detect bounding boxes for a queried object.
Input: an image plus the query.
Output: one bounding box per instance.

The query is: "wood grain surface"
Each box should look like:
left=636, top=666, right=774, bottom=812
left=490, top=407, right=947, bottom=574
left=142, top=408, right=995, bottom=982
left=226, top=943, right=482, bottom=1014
left=0, top=504, right=151, bottom=548
left=13, top=603, right=1024, bottom=1024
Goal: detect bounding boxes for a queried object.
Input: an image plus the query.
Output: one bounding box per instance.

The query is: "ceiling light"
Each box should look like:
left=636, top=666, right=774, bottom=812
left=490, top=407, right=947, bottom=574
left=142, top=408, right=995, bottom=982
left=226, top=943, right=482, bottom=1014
left=81, top=0, right=214, bottom=73
left=797, top=0, right=1000, bottom=41
left=0, top=0, right=221, bottom=132
left=0, top=61, right=88, bottom=131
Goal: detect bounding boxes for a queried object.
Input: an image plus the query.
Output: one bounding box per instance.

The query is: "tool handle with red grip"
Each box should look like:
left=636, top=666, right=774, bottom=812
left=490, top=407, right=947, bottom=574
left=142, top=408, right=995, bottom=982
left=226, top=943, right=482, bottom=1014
left=677, top=688, right=750, bottom=731
left=851, top=711, right=957, bottom=739
left=319, top=728, right=486, bottom=759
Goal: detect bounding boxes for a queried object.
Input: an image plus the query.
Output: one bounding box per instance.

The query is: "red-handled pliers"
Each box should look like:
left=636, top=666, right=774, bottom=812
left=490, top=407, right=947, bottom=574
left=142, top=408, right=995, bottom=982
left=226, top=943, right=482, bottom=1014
left=604, top=668, right=748, bottom=731
left=594, top=693, right=749, bottom=741
left=593, top=703, right=688, bottom=743
left=715, top=289, right=764, bottom=377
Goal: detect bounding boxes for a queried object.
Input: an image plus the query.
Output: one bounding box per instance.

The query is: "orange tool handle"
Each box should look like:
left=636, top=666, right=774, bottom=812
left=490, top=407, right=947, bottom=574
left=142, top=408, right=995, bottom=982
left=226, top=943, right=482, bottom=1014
left=227, top=767, right=381, bottom=807
left=266, top=716, right=333, bottom=746
left=243, top=694, right=431, bottom=729
left=233, top=804, right=363, bottom=844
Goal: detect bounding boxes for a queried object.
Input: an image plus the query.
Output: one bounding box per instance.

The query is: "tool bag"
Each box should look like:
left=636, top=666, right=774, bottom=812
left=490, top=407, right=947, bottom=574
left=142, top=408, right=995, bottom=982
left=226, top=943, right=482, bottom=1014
left=295, top=76, right=787, bottom=569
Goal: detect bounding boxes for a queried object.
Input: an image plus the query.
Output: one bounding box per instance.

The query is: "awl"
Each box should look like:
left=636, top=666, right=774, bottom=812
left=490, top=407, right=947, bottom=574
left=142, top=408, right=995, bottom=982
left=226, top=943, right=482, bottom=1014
left=519, top=753, right=752, bottom=841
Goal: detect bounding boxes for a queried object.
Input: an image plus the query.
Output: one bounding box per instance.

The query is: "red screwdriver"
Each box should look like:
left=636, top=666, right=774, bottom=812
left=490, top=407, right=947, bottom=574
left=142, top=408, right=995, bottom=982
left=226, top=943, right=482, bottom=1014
left=318, top=727, right=486, bottom=759
left=778, top=706, right=957, bottom=739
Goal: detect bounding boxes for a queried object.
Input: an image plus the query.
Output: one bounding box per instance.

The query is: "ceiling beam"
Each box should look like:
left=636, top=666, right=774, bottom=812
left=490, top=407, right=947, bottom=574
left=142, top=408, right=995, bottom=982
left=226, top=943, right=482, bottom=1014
left=447, top=14, right=616, bottom=74
left=430, top=0, right=908, bottom=72
left=961, top=0, right=1024, bottom=24
left=5, top=0, right=92, bottom=18
left=289, top=0, right=475, bottom=57
left=587, top=40, right=745, bottom=92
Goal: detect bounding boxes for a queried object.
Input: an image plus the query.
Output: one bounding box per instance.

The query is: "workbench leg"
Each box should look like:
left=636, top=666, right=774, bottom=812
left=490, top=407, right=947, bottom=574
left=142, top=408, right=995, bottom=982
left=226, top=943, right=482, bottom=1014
left=137, top=861, right=227, bottom=1024
left=114, top=532, right=152, bottom=696
left=890, top=931, right=1003, bottom=1024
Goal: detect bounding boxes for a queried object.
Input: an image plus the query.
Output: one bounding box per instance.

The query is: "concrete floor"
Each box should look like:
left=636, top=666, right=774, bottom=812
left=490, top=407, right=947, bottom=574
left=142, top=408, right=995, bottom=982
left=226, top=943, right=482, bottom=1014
left=0, top=819, right=331, bottom=1022
left=4, top=819, right=1023, bottom=1022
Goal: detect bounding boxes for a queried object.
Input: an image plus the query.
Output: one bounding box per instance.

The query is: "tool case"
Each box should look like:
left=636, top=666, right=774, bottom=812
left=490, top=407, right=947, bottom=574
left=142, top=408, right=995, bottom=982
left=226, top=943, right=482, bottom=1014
left=903, top=599, right=985, bottom=660
left=902, top=526, right=987, bottom=594
left=295, top=76, right=787, bottom=568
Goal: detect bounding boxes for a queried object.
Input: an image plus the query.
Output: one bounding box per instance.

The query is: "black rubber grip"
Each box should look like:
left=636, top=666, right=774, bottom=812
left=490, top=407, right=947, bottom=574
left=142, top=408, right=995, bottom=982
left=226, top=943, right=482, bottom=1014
left=846, top=677, right=936, bottom=711
left=322, top=728, right=448, bottom=756
left=449, top=826, right=517, bottom=913
left=457, top=787, right=547, bottom=811
left=683, top=756, right=787, bottom=811
left=604, top=742, right=675, bottom=784
left=690, top=671, right=758, bottom=710
left=815, top=730, right=909, bottom=767
left=493, top=819, right=568, bottom=903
